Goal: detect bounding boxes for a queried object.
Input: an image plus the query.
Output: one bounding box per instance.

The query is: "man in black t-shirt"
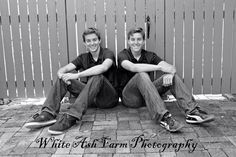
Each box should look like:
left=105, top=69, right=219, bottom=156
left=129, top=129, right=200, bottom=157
left=25, top=28, right=119, bottom=134
left=118, top=27, right=214, bottom=132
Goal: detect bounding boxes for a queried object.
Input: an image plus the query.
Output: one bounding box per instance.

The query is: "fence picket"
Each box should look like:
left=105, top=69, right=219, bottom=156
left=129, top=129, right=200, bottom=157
left=155, top=0, right=164, bottom=59
left=203, top=0, right=214, bottom=94
left=193, top=0, right=204, bottom=94
left=28, top=0, right=44, bottom=97
left=76, top=0, right=86, bottom=54
left=19, top=0, right=34, bottom=97
left=175, top=0, right=184, bottom=78
left=0, top=0, right=17, bottom=98
left=48, top=0, right=60, bottom=83
left=165, top=0, right=174, bottom=64
left=57, top=0, right=68, bottom=67
left=106, top=0, right=116, bottom=53
left=9, top=0, right=25, bottom=97
left=126, top=0, right=135, bottom=34
left=66, top=0, right=77, bottom=61
left=0, top=4, right=8, bottom=98
left=116, top=0, right=125, bottom=52
left=212, top=0, right=224, bottom=94
left=38, top=0, right=52, bottom=95
left=136, top=0, right=145, bottom=29
left=184, top=0, right=194, bottom=92
left=85, top=0, right=95, bottom=28
left=221, top=0, right=235, bottom=93
left=231, top=1, right=236, bottom=93
left=146, top=0, right=156, bottom=53
left=96, top=0, right=105, bottom=49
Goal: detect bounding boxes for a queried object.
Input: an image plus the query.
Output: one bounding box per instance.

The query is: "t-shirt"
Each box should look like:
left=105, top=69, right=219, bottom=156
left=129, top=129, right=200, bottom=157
left=71, top=47, right=117, bottom=89
left=118, top=48, right=162, bottom=93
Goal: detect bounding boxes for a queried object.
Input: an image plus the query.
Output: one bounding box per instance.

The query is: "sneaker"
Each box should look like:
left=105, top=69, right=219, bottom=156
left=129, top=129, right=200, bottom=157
left=48, top=114, right=76, bottom=135
left=24, top=112, right=56, bottom=129
left=160, top=113, right=184, bottom=132
left=186, top=107, right=215, bottom=124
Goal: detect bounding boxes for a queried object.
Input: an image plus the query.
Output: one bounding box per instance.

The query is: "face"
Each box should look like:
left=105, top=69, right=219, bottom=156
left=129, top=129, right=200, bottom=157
left=84, top=33, right=101, bottom=53
left=128, top=33, right=145, bottom=53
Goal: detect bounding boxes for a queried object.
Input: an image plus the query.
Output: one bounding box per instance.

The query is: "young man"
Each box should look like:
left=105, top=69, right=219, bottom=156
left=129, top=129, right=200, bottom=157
left=118, top=27, right=214, bottom=132
left=25, top=27, right=119, bottom=134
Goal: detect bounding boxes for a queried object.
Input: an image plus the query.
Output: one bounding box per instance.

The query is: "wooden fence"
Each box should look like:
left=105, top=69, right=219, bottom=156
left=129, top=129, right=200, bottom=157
left=0, top=0, right=235, bottom=98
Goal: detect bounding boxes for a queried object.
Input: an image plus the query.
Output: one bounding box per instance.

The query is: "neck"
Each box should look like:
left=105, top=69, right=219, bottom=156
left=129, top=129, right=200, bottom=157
left=131, top=49, right=142, bottom=60
left=90, top=46, right=101, bottom=61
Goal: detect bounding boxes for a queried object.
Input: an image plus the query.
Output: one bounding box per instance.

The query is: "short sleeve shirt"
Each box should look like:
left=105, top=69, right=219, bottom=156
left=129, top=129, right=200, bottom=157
left=118, top=48, right=162, bottom=92
left=71, top=47, right=117, bottom=89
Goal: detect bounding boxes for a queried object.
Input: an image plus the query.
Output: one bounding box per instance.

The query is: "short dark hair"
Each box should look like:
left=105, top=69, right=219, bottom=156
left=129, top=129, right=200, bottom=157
left=82, top=27, right=101, bottom=42
left=127, top=27, right=145, bottom=40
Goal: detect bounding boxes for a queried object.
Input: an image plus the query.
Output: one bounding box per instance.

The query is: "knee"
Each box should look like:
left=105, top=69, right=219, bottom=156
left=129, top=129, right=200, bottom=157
left=89, top=75, right=104, bottom=82
left=135, top=72, right=150, bottom=81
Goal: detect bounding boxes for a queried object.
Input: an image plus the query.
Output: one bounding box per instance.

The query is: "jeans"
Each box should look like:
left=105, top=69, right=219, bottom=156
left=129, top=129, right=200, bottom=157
left=42, top=75, right=119, bottom=120
left=122, top=72, right=198, bottom=122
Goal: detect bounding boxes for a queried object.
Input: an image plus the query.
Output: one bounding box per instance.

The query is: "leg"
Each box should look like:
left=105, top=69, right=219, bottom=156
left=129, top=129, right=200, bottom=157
left=42, top=78, right=85, bottom=116
left=48, top=75, right=119, bottom=134
left=25, top=78, right=85, bottom=129
left=122, top=72, right=168, bottom=122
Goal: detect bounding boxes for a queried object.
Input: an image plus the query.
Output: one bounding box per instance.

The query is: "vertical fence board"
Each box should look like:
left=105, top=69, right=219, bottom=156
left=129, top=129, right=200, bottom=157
left=212, top=0, right=224, bottom=94
left=57, top=0, right=68, bottom=67
left=231, top=1, right=236, bottom=93
left=146, top=0, right=156, bottom=52
left=38, top=0, right=52, bottom=95
left=19, top=0, right=34, bottom=97
left=193, top=0, right=204, bottom=94
left=203, top=0, right=214, bottom=94
left=96, top=0, right=105, bottom=49
left=0, top=0, right=16, bottom=97
left=184, top=0, right=194, bottom=92
left=221, top=0, right=234, bottom=93
left=9, top=0, right=25, bottom=97
left=155, top=0, right=164, bottom=59
left=126, top=0, right=135, bottom=33
left=28, top=0, right=43, bottom=97
left=66, top=0, right=77, bottom=61
left=76, top=0, right=85, bottom=54
left=106, top=0, right=116, bottom=52
left=175, top=0, right=184, bottom=78
left=136, top=0, right=145, bottom=29
left=48, top=0, right=59, bottom=83
left=165, top=0, right=174, bottom=64
left=85, top=0, right=95, bottom=27
left=0, top=7, right=8, bottom=98
left=116, top=0, right=125, bottom=52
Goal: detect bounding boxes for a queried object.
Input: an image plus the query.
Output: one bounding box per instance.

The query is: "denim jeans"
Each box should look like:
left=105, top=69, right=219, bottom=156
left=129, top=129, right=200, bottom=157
left=122, top=72, right=198, bottom=122
left=42, top=75, right=119, bottom=120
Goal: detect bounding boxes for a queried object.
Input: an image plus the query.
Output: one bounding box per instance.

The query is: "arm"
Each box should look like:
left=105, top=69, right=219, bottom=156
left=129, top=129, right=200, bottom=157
left=61, top=58, right=113, bottom=81
left=158, top=61, right=176, bottom=74
left=57, top=63, right=76, bottom=79
left=121, top=60, right=161, bottom=72
left=77, top=58, right=113, bottom=78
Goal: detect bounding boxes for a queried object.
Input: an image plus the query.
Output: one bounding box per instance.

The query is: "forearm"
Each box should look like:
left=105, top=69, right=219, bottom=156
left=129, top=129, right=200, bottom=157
left=161, top=66, right=176, bottom=74
left=132, top=63, right=161, bottom=72
left=78, top=64, right=107, bottom=78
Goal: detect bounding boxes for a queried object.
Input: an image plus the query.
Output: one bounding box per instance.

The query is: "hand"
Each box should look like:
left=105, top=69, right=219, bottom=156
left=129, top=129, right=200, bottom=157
left=61, top=73, right=78, bottom=85
left=57, top=71, right=64, bottom=79
left=163, top=74, right=174, bottom=87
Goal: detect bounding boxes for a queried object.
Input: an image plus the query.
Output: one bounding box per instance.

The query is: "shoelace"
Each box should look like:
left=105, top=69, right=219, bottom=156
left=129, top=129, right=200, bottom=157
left=33, top=113, right=40, bottom=119
left=165, top=116, right=175, bottom=126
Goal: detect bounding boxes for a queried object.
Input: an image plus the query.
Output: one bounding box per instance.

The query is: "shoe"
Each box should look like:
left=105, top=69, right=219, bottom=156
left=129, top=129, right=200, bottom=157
left=186, top=106, right=215, bottom=124
left=48, top=114, right=76, bottom=135
left=160, top=113, right=184, bottom=132
left=24, top=111, right=56, bottom=129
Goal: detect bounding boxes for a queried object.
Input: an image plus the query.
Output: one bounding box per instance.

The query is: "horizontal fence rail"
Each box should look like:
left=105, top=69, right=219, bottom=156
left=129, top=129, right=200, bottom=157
left=0, top=0, right=236, bottom=98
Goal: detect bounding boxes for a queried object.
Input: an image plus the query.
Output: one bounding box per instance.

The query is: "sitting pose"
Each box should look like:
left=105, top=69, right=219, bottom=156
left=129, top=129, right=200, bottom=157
left=25, top=27, right=119, bottom=134
left=118, top=27, right=214, bottom=132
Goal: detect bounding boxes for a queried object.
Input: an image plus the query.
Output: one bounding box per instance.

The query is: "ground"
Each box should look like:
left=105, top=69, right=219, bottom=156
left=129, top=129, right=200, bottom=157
left=0, top=94, right=236, bottom=157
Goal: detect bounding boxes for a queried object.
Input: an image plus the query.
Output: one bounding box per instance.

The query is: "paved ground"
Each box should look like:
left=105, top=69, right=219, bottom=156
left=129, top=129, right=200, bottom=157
left=0, top=94, right=236, bottom=157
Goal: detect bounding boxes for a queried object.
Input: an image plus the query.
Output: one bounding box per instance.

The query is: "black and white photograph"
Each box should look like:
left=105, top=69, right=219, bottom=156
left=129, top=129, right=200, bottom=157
left=0, top=0, right=236, bottom=156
